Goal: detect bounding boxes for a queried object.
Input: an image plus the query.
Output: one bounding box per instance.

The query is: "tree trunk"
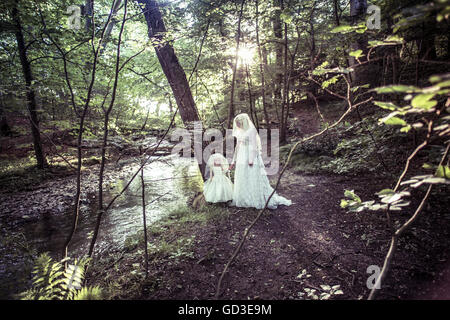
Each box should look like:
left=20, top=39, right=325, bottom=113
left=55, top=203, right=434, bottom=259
left=100, top=0, right=123, bottom=54
left=0, top=92, right=12, bottom=137
left=308, top=2, right=318, bottom=99
left=245, top=63, right=258, bottom=129
left=227, top=0, right=245, bottom=129
left=333, top=0, right=340, bottom=26
left=84, top=0, right=94, bottom=32
left=137, top=0, right=200, bottom=125
left=348, top=0, right=380, bottom=87
left=137, top=0, right=205, bottom=178
left=272, top=0, right=283, bottom=114
left=256, top=0, right=270, bottom=132
left=12, top=2, right=47, bottom=169
left=417, top=23, right=437, bottom=60
left=280, top=14, right=289, bottom=143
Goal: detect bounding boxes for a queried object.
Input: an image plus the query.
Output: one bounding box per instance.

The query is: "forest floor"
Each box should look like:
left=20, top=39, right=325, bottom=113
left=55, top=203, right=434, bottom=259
left=86, top=169, right=450, bottom=300
left=89, top=99, right=450, bottom=300
left=2, top=106, right=450, bottom=300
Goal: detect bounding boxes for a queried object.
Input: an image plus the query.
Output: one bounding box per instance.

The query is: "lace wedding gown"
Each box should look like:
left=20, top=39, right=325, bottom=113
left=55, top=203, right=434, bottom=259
left=231, top=115, right=292, bottom=210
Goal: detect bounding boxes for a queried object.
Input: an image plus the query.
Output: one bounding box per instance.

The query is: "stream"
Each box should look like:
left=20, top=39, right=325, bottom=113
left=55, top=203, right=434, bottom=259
left=0, top=153, right=203, bottom=299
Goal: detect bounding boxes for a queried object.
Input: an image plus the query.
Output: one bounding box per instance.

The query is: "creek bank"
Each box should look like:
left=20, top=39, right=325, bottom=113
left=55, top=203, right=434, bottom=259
left=87, top=171, right=450, bottom=300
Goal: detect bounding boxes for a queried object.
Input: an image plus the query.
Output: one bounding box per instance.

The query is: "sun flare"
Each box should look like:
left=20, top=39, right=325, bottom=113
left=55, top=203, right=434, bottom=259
left=237, top=45, right=255, bottom=66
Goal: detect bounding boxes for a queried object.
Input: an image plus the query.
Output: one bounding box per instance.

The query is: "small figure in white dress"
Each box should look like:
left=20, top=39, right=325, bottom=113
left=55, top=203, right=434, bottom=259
left=203, top=152, right=234, bottom=203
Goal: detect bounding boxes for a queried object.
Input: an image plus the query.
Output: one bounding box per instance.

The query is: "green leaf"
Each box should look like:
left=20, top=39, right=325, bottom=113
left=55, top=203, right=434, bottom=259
left=331, top=25, right=353, bottom=34
left=332, top=285, right=341, bottom=290
left=423, top=177, right=448, bottom=184
left=422, top=163, right=433, bottom=169
left=380, top=193, right=406, bottom=204
left=400, top=125, right=412, bottom=133
left=411, top=93, right=437, bottom=110
left=340, top=199, right=349, bottom=208
left=374, top=101, right=399, bottom=110
left=344, top=189, right=361, bottom=202
left=374, top=85, right=421, bottom=94
left=376, top=189, right=394, bottom=196
left=356, top=26, right=367, bottom=34
left=280, top=8, right=294, bottom=24
left=385, top=35, right=403, bottom=43
left=436, top=165, right=450, bottom=178
left=382, top=116, right=407, bottom=126
left=349, top=50, right=363, bottom=58
left=320, top=285, right=331, bottom=291
left=322, top=75, right=340, bottom=89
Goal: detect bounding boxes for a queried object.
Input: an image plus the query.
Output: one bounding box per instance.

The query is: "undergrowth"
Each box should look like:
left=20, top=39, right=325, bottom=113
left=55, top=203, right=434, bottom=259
left=281, top=114, right=413, bottom=176
left=88, top=203, right=230, bottom=299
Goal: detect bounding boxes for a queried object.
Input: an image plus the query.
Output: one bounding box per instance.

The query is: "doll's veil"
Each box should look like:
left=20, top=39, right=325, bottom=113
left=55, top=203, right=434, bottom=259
left=205, top=153, right=229, bottom=180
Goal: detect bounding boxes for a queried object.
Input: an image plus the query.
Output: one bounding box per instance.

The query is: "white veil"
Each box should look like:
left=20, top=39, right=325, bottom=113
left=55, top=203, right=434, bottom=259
left=205, top=153, right=230, bottom=180
left=232, top=113, right=262, bottom=153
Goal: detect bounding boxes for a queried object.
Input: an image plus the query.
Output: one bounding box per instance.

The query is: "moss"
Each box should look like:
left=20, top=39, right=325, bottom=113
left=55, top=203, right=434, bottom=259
left=282, top=115, right=409, bottom=176
left=123, top=203, right=229, bottom=257
left=0, top=156, right=74, bottom=192
left=81, top=156, right=101, bottom=166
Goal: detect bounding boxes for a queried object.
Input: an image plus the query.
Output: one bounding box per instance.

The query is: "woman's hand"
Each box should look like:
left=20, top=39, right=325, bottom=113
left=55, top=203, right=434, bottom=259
left=229, top=163, right=235, bottom=170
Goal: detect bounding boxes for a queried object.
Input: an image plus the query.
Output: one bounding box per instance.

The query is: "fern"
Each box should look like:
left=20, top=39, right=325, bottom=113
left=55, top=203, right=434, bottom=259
left=73, top=286, right=102, bottom=300
left=18, top=253, right=102, bottom=300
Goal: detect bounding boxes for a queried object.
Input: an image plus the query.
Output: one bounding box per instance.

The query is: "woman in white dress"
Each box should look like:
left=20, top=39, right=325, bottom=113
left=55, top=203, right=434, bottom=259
left=203, top=152, right=234, bottom=203
left=229, top=113, right=292, bottom=209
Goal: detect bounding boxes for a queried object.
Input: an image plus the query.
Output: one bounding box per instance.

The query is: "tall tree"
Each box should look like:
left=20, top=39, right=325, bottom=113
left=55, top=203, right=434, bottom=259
left=348, top=0, right=381, bottom=86
left=333, top=0, right=340, bottom=26
left=0, top=91, right=12, bottom=136
left=84, top=0, right=94, bottom=31
left=11, top=0, right=47, bottom=169
left=255, top=0, right=270, bottom=132
left=136, top=0, right=205, bottom=178
left=100, top=0, right=123, bottom=54
left=137, top=0, right=201, bottom=125
left=227, top=0, right=245, bottom=129
left=272, top=0, right=283, bottom=122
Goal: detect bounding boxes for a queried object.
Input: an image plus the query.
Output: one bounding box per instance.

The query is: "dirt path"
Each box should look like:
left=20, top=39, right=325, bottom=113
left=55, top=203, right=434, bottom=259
left=101, top=171, right=449, bottom=300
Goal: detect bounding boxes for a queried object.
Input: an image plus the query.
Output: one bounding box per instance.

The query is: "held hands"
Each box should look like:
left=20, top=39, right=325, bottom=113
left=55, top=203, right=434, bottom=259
left=228, top=162, right=254, bottom=169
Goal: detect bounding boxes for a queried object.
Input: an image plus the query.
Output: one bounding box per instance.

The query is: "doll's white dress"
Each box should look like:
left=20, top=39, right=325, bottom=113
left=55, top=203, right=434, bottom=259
left=203, top=164, right=233, bottom=203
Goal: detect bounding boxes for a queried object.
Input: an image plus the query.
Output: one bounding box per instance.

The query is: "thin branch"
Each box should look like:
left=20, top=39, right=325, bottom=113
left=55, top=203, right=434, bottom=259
left=368, top=141, right=449, bottom=300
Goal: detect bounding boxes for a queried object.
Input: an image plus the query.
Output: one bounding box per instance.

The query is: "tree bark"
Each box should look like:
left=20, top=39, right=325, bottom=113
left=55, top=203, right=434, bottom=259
left=0, top=91, right=12, bottom=137
left=272, top=0, right=283, bottom=115
left=307, top=1, right=318, bottom=103
left=100, top=0, right=123, bottom=54
left=137, top=0, right=200, bottom=125
left=280, top=14, right=289, bottom=143
left=12, top=1, right=47, bottom=169
left=84, top=0, right=94, bottom=32
left=227, top=0, right=245, bottom=129
left=348, top=0, right=381, bottom=87
left=333, top=0, right=340, bottom=26
left=255, top=0, right=270, bottom=132
left=136, top=0, right=206, bottom=179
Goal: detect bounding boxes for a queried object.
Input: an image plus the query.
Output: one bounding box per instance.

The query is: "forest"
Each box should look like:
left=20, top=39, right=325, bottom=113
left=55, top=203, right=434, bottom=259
left=0, top=0, right=449, bottom=302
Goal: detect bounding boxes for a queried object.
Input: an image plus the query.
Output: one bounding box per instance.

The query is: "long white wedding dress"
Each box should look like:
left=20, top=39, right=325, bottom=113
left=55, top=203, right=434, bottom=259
left=231, top=114, right=292, bottom=210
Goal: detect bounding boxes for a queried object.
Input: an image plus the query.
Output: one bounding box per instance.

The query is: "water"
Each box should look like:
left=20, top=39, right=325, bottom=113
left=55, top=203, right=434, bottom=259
left=0, top=154, right=203, bottom=299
